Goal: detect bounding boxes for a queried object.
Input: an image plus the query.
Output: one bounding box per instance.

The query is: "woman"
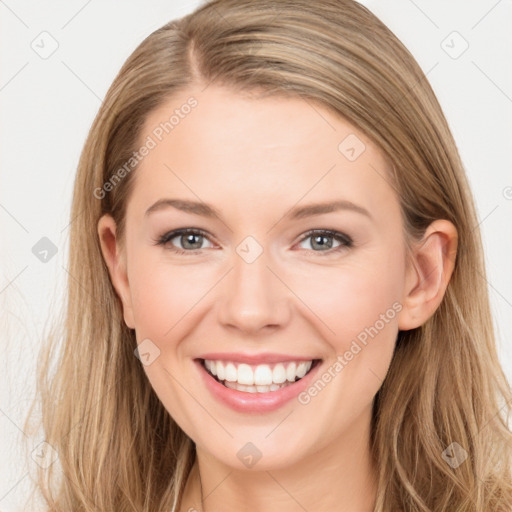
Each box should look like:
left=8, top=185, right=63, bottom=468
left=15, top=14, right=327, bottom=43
left=27, top=0, right=512, bottom=510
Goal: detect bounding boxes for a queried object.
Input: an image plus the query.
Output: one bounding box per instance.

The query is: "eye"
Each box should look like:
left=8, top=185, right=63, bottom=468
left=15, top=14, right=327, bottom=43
left=154, top=228, right=353, bottom=256
left=154, top=228, right=215, bottom=254
left=296, top=229, right=353, bottom=254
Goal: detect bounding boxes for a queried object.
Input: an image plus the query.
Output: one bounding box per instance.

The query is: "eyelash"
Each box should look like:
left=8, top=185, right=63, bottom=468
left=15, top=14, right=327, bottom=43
left=154, top=228, right=353, bottom=256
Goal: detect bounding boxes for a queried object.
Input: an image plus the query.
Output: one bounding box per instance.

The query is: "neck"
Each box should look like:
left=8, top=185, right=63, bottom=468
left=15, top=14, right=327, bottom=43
left=180, top=405, right=378, bottom=512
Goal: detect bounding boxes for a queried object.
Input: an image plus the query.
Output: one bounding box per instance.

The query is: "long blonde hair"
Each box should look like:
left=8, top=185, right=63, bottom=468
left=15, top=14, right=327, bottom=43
left=25, top=0, right=512, bottom=510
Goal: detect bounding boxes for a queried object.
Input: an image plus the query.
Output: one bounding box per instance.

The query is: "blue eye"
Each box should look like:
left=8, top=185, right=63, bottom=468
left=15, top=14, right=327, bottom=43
left=154, top=228, right=353, bottom=255
left=155, top=228, right=214, bottom=254
left=297, top=229, right=353, bottom=254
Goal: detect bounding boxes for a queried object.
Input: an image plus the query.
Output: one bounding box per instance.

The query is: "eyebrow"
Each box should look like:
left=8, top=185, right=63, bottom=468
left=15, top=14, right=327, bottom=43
left=145, top=198, right=372, bottom=221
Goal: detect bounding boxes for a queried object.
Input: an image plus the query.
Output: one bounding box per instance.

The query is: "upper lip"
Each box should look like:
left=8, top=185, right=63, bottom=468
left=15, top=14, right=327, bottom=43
left=197, top=352, right=320, bottom=365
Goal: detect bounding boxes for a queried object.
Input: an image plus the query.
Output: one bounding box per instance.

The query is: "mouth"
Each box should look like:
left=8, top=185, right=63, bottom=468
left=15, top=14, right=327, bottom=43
left=198, top=358, right=322, bottom=394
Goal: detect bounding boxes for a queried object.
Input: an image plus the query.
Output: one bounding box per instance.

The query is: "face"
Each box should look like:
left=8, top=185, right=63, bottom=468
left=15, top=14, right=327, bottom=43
left=105, top=84, right=411, bottom=470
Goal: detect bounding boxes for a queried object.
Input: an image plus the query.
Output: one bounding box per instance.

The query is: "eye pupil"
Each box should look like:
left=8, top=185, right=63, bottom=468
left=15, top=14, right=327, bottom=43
left=311, top=235, right=333, bottom=250
left=182, top=233, right=203, bottom=250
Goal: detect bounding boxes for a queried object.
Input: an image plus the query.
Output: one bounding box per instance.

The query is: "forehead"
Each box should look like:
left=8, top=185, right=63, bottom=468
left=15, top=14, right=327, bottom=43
left=129, top=84, right=398, bottom=221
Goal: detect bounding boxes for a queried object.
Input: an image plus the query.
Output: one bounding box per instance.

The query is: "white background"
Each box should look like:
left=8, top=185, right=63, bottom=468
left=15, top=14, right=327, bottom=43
left=1, top=1, right=511, bottom=510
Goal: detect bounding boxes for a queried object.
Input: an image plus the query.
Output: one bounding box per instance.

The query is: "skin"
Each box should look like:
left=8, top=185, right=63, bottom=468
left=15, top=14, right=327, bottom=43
left=98, top=84, right=457, bottom=512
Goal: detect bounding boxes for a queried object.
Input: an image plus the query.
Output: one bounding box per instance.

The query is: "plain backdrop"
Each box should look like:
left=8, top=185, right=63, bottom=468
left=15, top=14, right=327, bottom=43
left=1, top=1, right=511, bottom=510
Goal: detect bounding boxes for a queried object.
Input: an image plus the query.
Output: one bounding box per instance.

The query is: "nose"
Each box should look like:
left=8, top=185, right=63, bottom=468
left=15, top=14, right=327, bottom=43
left=217, top=248, right=291, bottom=334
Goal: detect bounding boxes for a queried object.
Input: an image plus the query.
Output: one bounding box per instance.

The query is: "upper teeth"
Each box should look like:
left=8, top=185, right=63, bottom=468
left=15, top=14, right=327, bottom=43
left=204, top=359, right=313, bottom=386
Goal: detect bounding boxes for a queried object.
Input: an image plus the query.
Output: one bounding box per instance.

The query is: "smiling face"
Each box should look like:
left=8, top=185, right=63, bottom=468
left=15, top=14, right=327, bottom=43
left=99, top=84, right=413, bottom=469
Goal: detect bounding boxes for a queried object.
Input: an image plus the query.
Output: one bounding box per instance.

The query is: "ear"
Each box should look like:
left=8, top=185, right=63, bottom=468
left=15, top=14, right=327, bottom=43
left=397, top=219, right=458, bottom=330
left=97, top=214, right=135, bottom=329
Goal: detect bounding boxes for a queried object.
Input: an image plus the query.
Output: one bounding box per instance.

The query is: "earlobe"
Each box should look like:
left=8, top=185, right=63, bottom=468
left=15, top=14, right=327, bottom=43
left=397, top=220, right=458, bottom=331
left=97, top=214, right=136, bottom=329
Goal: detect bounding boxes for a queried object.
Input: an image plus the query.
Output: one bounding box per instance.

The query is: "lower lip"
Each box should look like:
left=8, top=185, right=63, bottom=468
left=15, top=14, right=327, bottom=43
left=194, top=359, right=322, bottom=413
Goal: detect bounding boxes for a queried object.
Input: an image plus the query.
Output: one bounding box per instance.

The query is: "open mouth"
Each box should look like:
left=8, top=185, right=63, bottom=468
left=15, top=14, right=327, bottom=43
left=200, top=358, right=322, bottom=394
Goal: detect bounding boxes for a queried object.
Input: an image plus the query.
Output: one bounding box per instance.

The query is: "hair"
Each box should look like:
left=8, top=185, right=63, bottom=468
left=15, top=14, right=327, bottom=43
left=24, top=0, right=512, bottom=510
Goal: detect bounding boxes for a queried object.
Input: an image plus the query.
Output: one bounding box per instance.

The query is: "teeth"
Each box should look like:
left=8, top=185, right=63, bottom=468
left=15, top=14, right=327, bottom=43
left=224, top=380, right=293, bottom=393
left=225, top=362, right=237, bottom=382
left=204, top=359, right=314, bottom=387
left=237, top=364, right=254, bottom=385
left=205, top=359, right=216, bottom=376
left=216, top=362, right=225, bottom=381
left=296, top=362, right=309, bottom=379
left=254, top=364, right=273, bottom=386
left=286, top=362, right=296, bottom=382
left=272, top=363, right=287, bottom=384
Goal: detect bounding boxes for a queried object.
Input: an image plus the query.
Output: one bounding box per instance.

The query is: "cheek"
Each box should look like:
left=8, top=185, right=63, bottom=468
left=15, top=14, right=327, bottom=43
left=280, top=261, right=403, bottom=443
left=126, top=253, right=218, bottom=419
left=290, top=254, right=404, bottom=340
left=286, top=254, right=404, bottom=393
left=127, top=250, right=218, bottom=341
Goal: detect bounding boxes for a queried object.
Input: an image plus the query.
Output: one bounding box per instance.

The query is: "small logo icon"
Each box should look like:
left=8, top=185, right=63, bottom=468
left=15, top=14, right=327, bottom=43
left=236, top=236, right=263, bottom=264
left=32, top=237, right=58, bottom=263
left=442, top=441, right=468, bottom=468
left=134, top=338, right=161, bottom=366
left=237, top=442, right=263, bottom=468
left=338, top=134, right=366, bottom=161
left=31, top=31, right=59, bottom=59
left=31, top=441, right=59, bottom=469
left=441, top=31, right=469, bottom=59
